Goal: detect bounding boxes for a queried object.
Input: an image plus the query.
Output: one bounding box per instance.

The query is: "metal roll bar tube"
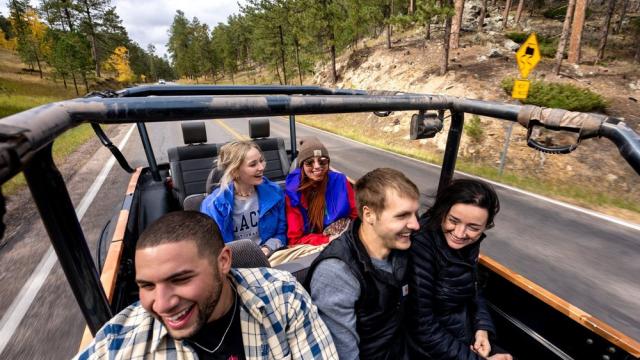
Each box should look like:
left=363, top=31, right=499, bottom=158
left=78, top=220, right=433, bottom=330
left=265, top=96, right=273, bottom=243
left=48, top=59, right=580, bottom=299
left=1, top=94, right=639, bottom=183
left=23, top=145, right=112, bottom=334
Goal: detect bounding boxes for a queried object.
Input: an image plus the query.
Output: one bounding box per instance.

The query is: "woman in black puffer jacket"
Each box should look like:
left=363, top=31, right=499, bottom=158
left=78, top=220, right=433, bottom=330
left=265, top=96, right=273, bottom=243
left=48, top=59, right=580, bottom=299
left=407, top=179, right=512, bottom=360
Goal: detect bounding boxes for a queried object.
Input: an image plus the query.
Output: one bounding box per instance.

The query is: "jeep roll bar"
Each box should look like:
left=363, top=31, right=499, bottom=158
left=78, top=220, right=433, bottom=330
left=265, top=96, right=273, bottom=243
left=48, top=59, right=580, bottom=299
left=0, top=85, right=639, bottom=335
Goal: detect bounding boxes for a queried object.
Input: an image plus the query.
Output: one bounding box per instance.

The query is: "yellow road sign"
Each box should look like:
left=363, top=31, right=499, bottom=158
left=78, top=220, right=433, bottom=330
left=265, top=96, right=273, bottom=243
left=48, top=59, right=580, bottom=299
left=515, top=33, right=541, bottom=79
left=512, top=79, right=530, bottom=99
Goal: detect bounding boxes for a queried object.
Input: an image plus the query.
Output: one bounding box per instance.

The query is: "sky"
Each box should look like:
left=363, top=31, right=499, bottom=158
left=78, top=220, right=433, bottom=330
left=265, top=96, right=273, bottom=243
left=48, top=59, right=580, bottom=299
left=0, top=0, right=247, bottom=58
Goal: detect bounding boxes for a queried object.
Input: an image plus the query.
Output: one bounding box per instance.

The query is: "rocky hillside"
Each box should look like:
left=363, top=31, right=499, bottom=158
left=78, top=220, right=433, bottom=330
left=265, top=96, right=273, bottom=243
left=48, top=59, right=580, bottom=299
left=310, top=0, right=640, bottom=221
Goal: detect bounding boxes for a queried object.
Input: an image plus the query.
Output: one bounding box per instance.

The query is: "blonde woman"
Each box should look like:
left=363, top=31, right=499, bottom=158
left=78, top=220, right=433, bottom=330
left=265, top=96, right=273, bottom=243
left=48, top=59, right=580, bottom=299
left=200, top=141, right=286, bottom=256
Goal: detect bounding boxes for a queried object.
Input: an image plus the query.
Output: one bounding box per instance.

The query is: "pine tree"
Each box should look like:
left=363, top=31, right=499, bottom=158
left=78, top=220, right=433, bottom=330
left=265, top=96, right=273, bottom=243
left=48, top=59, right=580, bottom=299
left=477, top=0, right=487, bottom=32
left=449, top=0, right=464, bottom=49
left=568, top=0, right=587, bottom=63
left=596, top=0, right=617, bottom=61
left=441, top=0, right=454, bottom=75
left=9, top=1, right=47, bottom=78
left=553, top=0, right=577, bottom=74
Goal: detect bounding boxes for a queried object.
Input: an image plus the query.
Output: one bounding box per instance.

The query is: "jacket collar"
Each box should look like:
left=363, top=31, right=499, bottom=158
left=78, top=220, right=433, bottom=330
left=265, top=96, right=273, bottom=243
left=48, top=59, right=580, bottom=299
left=213, top=177, right=281, bottom=216
left=285, top=168, right=303, bottom=207
left=432, top=227, right=485, bottom=265
left=347, top=219, right=408, bottom=284
left=229, top=268, right=270, bottom=322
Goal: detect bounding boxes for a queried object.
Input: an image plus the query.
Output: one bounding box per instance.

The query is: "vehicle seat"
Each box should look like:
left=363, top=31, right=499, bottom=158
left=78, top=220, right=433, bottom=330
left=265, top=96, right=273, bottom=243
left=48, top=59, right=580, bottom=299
left=227, top=239, right=270, bottom=268
left=273, top=252, right=320, bottom=283
left=249, top=118, right=290, bottom=181
left=168, top=121, right=218, bottom=205
left=183, top=193, right=207, bottom=211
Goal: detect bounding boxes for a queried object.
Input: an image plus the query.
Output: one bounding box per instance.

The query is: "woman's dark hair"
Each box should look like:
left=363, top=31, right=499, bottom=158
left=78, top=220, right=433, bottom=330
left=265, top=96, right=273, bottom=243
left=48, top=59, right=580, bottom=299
left=424, top=179, right=500, bottom=231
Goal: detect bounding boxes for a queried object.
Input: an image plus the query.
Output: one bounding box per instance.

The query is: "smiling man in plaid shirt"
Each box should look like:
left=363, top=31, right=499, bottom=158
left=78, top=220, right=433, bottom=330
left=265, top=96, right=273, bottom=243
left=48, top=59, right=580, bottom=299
left=75, top=211, right=337, bottom=360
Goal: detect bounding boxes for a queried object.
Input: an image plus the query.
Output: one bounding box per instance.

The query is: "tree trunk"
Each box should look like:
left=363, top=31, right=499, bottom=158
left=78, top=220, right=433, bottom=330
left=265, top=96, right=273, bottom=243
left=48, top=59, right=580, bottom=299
left=278, top=25, right=287, bottom=85
left=330, top=43, right=337, bottom=84
left=62, top=73, right=68, bottom=88
left=294, top=37, right=303, bottom=86
left=502, top=0, right=512, bottom=29
left=514, top=0, right=525, bottom=28
left=62, top=0, right=74, bottom=31
left=33, top=47, right=43, bottom=79
left=568, top=0, right=588, bottom=64
left=386, top=0, right=393, bottom=49
left=554, top=0, right=577, bottom=74
left=597, top=0, right=617, bottom=61
left=425, top=20, right=431, bottom=43
left=82, top=72, right=89, bottom=92
left=441, top=3, right=453, bottom=75
left=409, top=0, right=415, bottom=14
left=477, top=0, right=488, bottom=32
left=450, top=0, right=465, bottom=49
left=81, top=0, right=101, bottom=78
left=386, top=23, right=392, bottom=49
left=614, top=0, right=630, bottom=33
left=72, top=72, right=79, bottom=96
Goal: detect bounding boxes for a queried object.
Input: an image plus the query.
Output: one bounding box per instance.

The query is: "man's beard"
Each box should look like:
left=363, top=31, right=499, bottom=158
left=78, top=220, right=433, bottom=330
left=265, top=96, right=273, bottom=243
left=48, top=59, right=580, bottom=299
left=164, top=271, right=224, bottom=340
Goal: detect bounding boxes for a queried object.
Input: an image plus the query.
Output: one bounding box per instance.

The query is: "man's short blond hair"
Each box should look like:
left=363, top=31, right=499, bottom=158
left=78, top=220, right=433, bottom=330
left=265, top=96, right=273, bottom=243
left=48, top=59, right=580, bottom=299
left=354, top=168, right=419, bottom=218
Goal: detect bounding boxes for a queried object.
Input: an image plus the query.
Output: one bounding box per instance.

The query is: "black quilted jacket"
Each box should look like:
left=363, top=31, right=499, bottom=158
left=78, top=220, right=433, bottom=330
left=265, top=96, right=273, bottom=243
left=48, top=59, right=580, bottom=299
left=406, top=218, right=495, bottom=360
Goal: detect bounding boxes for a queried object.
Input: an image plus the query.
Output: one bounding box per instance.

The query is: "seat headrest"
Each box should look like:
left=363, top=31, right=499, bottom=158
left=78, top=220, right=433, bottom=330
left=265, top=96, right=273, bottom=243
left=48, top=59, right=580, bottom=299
left=249, top=118, right=270, bottom=139
left=206, top=164, right=224, bottom=194
left=182, top=121, right=207, bottom=144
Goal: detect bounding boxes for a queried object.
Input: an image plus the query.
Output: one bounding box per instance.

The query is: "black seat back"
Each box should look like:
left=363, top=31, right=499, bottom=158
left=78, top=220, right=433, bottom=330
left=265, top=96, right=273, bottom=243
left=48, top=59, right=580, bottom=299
left=183, top=193, right=207, bottom=211
left=227, top=239, right=270, bottom=268
left=168, top=121, right=218, bottom=205
left=249, top=119, right=290, bottom=181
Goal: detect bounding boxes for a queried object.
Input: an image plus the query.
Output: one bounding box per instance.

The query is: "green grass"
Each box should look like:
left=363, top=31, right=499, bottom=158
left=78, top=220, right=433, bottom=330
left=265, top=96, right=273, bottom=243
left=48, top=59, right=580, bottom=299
left=0, top=94, right=65, bottom=118
left=295, top=116, right=640, bottom=215
left=1, top=124, right=97, bottom=195
left=501, top=77, right=607, bottom=112
left=1, top=76, right=77, bottom=117
left=1, top=70, right=93, bottom=195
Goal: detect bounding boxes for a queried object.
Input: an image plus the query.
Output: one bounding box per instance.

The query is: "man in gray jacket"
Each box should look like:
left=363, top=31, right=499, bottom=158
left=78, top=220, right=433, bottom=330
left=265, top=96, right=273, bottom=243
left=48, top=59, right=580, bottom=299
left=306, top=168, right=420, bottom=360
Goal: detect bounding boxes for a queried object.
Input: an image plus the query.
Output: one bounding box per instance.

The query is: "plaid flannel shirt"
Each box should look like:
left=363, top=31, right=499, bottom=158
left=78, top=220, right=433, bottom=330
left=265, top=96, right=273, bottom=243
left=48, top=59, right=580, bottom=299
left=74, top=268, right=338, bottom=360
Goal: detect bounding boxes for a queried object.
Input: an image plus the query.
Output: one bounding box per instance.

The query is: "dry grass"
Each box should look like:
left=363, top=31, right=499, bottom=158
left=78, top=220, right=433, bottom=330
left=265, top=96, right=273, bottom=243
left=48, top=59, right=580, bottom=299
left=0, top=48, right=96, bottom=195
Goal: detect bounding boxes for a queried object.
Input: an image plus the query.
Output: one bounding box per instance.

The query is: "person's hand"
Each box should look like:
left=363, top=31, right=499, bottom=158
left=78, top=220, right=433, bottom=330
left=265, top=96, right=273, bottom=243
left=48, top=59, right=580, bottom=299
left=472, top=330, right=491, bottom=358
left=261, top=246, right=271, bottom=257
left=487, top=353, right=513, bottom=360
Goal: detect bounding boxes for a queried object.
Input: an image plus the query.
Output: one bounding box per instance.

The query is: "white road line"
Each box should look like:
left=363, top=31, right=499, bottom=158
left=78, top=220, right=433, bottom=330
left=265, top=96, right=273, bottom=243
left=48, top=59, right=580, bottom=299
left=289, top=120, right=640, bottom=232
left=0, top=124, right=136, bottom=356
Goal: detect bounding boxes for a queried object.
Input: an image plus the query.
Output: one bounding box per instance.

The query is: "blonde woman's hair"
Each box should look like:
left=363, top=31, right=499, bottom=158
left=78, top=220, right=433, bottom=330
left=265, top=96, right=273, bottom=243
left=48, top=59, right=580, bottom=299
left=217, top=141, right=263, bottom=191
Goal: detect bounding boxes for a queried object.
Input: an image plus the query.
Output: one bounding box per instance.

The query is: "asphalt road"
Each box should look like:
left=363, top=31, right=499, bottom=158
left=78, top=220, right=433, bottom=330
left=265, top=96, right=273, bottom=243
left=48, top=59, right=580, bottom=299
left=0, top=117, right=638, bottom=359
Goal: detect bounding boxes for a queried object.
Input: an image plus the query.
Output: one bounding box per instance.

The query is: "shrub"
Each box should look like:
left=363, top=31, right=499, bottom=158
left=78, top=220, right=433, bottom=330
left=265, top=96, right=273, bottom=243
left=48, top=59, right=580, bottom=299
left=500, top=78, right=608, bottom=112
left=543, top=5, right=592, bottom=20
left=505, top=32, right=528, bottom=44
left=505, top=32, right=557, bottom=58
left=465, top=115, right=484, bottom=142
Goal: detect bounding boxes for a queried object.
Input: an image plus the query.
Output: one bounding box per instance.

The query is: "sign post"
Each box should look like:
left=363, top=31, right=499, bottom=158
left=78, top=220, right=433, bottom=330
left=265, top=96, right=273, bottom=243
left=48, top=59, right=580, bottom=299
left=502, top=33, right=542, bottom=173
left=512, top=33, right=541, bottom=100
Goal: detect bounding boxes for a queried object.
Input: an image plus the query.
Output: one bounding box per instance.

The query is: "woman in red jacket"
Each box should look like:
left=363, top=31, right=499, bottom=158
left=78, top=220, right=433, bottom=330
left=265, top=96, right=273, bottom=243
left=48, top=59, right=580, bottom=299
left=285, top=137, right=358, bottom=246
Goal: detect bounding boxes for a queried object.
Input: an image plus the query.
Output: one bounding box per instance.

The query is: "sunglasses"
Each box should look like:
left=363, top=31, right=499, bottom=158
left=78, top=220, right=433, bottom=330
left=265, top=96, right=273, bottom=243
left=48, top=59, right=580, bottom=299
left=303, top=157, right=329, bottom=167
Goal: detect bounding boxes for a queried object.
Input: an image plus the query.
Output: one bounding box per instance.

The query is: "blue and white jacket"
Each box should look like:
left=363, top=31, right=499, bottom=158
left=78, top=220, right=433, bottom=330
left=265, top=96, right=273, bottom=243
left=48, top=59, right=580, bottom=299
left=200, top=177, right=287, bottom=247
